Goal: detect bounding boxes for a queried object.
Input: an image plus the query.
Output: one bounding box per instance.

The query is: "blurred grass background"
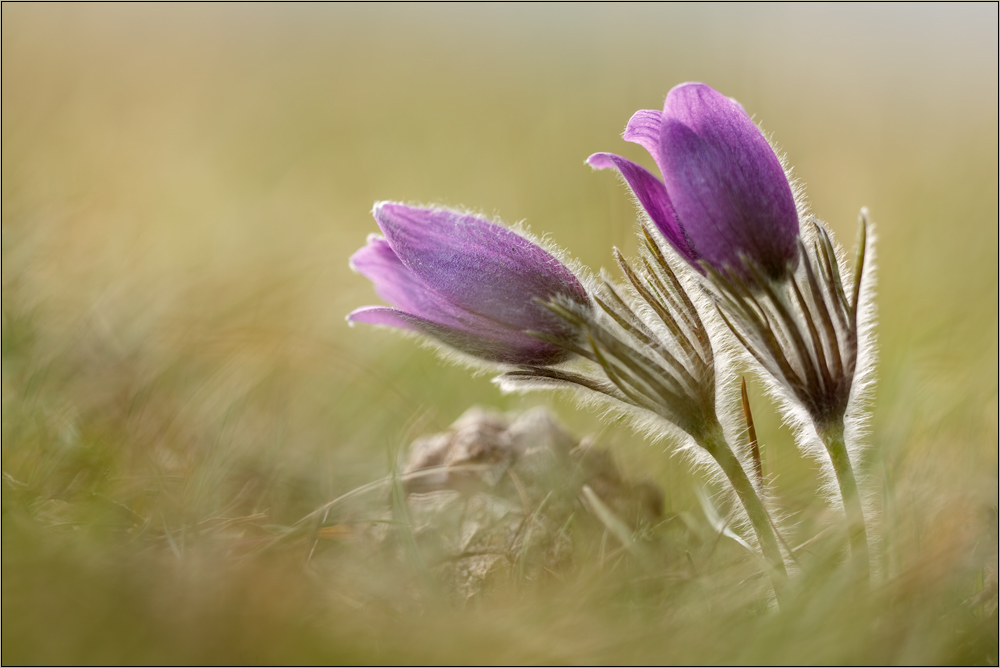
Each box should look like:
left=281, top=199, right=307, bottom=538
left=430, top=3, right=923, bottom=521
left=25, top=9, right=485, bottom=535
left=3, top=4, right=997, bottom=664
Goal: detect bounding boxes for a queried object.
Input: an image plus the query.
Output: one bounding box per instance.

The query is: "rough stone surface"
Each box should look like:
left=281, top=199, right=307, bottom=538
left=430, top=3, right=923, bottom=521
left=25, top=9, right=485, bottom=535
left=389, top=406, right=664, bottom=601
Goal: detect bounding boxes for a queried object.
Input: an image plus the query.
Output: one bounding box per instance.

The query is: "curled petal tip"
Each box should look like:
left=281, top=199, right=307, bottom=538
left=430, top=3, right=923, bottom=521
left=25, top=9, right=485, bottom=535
left=346, top=305, right=376, bottom=325
left=586, top=153, right=617, bottom=170
left=669, top=81, right=707, bottom=92
left=348, top=235, right=393, bottom=275
left=622, top=109, right=663, bottom=158
left=345, top=310, right=363, bottom=327
left=347, top=305, right=417, bottom=331
left=586, top=152, right=695, bottom=263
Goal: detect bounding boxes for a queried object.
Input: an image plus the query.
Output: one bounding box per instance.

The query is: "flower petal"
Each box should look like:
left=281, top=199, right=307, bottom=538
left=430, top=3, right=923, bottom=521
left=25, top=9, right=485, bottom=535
left=372, top=202, right=587, bottom=333
left=622, top=109, right=665, bottom=165
left=347, top=306, right=568, bottom=366
left=659, top=82, right=799, bottom=278
left=350, top=234, right=467, bottom=325
left=587, top=152, right=695, bottom=263
left=350, top=235, right=525, bottom=340
left=347, top=305, right=419, bottom=331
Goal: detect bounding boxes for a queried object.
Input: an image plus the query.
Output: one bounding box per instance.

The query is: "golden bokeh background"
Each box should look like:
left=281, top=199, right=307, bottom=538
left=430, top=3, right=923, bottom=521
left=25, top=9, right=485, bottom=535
left=3, top=5, right=997, bottom=663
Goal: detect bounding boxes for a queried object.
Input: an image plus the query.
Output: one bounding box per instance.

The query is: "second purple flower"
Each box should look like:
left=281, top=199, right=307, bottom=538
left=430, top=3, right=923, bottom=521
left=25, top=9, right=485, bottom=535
left=589, top=82, right=800, bottom=280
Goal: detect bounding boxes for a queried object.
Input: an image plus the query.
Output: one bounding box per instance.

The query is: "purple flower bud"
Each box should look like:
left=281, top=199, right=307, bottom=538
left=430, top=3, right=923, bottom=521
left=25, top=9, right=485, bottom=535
left=348, top=202, right=590, bottom=366
left=589, top=82, right=800, bottom=279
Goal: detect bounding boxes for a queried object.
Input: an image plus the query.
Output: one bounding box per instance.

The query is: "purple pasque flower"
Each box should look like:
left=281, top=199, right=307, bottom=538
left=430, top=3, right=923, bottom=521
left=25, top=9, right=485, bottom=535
left=349, top=202, right=590, bottom=366
left=588, top=82, right=799, bottom=280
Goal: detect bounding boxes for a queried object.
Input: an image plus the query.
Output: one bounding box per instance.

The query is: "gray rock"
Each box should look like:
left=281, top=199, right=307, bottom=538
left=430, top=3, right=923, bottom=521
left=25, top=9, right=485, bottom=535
left=392, top=407, right=663, bottom=601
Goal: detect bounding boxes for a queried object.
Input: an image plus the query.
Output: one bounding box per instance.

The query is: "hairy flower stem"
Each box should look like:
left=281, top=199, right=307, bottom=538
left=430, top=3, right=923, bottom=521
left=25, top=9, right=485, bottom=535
left=699, top=422, right=787, bottom=602
left=818, top=419, right=870, bottom=585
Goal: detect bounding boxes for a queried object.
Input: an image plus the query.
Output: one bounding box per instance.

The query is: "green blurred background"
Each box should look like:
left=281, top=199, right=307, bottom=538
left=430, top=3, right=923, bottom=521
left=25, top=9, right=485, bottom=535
left=3, top=4, right=997, bottom=664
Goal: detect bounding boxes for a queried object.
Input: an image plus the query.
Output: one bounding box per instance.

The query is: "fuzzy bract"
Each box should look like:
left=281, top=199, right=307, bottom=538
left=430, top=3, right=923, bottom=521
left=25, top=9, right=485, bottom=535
left=589, top=82, right=800, bottom=280
left=348, top=202, right=589, bottom=366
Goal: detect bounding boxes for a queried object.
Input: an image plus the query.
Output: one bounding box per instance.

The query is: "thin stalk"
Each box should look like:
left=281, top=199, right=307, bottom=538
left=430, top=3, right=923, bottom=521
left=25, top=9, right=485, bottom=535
left=741, top=377, right=763, bottom=488
left=699, top=422, right=787, bottom=604
left=818, top=417, right=870, bottom=585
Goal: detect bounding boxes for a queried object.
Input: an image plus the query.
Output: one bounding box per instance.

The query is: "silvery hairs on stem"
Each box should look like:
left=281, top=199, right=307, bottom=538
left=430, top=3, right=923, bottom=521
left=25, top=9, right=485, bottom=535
left=496, top=224, right=716, bottom=444
left=705, top=211, right=878, bottom=579
left=497, top=224, right=790, bottom=589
